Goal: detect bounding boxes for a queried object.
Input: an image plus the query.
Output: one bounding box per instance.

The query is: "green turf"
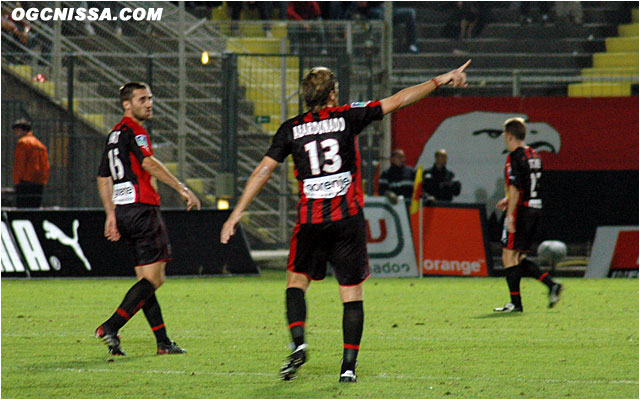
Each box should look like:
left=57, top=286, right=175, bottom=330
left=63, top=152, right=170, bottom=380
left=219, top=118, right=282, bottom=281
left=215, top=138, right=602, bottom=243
left=2, top=270, right=638, bottom=398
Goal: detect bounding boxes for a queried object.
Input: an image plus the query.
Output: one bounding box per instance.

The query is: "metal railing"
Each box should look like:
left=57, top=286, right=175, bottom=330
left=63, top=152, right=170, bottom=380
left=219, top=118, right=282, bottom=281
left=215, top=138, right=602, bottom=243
left=1, top=2, right=389, bottom=245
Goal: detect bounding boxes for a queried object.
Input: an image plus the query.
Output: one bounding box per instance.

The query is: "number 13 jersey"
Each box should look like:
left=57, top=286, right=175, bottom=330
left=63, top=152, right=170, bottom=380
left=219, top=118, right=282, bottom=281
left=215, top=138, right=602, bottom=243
left=266, top=101, right=383, bottom=224
left=97, top=116, right=161, bottom=206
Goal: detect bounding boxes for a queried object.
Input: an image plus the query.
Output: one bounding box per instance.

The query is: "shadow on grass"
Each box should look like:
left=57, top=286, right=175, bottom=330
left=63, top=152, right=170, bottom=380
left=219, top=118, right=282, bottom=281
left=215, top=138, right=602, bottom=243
left=249, top=382, right=348, bottom=399
left=24, top=353, right=158, bottom=372
left=472, top=312, right=525, bottom=319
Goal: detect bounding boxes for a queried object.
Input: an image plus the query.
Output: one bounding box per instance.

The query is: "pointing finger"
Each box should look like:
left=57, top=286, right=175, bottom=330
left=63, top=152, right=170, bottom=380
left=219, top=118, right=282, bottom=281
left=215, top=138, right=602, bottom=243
left=457, top=59, right=471, bottom=72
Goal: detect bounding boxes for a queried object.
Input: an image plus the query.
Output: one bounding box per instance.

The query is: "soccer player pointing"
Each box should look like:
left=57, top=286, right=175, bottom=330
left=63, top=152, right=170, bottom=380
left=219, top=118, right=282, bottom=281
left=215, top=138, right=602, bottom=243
left=221, top=60, right=470, bottom=382
left=96, top=82, right=201, bottom=356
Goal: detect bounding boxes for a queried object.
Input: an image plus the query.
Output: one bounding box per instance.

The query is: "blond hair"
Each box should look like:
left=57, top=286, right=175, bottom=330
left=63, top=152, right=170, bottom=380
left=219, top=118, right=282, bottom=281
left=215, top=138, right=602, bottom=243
left=301, top=67, right=337, bottom=112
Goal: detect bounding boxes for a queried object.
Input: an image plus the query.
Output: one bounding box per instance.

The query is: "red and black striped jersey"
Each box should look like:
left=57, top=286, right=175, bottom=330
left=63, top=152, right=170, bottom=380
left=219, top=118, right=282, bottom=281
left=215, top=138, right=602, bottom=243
left=266, top=101, right=384, bottom=224
left=504, top=146, right=542, bottom=209
left=97, top=116, right=161, bottom=206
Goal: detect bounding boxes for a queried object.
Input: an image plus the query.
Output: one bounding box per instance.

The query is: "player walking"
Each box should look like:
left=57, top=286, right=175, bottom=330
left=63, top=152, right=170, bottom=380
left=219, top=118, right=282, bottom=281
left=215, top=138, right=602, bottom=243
left=221, top=61, right=470, bottom=382
left=494, top=117, right=563, bottom=313
left=95, top=82, right=201, bottom=356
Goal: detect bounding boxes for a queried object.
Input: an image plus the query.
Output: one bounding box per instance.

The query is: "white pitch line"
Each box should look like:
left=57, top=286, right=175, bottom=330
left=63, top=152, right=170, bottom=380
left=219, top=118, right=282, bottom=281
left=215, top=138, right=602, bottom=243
left=8, top=366, right=636, bottom=386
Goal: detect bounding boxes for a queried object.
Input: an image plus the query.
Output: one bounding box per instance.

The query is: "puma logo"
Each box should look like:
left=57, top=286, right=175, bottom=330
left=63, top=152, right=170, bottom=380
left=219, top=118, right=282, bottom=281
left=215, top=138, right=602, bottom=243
left=42, top=220, right=92, bottom=271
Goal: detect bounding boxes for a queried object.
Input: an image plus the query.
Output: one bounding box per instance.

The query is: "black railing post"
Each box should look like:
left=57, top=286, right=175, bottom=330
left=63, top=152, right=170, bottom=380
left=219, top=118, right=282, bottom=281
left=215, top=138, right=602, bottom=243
left=337, top=53, right=351, bottom=106
left=220, top=52, right=239, bottom=205
left=66, top=54, right=76, bottom=206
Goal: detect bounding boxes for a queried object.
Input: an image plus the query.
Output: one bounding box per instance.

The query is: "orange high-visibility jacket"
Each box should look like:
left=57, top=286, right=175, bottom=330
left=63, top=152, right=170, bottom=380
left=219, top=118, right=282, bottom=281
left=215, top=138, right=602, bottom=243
left=13, top=132, right=50, bottom=185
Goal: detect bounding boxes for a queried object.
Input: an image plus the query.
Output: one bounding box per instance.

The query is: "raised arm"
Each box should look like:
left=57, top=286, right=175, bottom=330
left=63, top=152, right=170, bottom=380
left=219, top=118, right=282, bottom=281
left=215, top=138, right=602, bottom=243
left=380, top=59, right=471, bottom=115
left=141, top=155, right=201, bottom=211
left=221, top=156, right=280, bottom=244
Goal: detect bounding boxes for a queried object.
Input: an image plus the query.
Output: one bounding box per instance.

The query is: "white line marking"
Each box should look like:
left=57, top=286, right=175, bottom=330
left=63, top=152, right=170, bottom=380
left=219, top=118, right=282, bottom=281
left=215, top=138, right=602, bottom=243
left=6, top=366, right=636, bottom=386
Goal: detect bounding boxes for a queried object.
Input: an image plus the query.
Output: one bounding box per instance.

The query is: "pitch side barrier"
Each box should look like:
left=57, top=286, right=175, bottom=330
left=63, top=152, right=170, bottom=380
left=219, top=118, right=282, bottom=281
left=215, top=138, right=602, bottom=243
left=363, top=197, right=493, bottom=278
left=411, top=201, right=494, bottom=277
left=1, top=209, right=258, bottom=278
left=585, top=226, right=638, bottom=278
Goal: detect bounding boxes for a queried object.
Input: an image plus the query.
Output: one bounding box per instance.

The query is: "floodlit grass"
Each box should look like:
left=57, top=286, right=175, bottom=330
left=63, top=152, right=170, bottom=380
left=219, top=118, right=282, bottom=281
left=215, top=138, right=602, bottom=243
left=2, top=270, right=638, bottom=398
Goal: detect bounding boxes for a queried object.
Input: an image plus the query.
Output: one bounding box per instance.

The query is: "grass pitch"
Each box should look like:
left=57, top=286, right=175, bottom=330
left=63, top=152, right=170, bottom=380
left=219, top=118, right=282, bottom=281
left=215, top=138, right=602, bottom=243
left=2, top=270, right=638, bottom=398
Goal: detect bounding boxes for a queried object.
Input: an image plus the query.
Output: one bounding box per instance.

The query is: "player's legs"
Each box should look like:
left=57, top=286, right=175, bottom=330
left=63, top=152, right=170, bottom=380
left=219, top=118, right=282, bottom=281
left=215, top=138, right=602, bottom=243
left=95, top=275, right=155, bottom=355
left=135, top=261, right=186, bottom=354
left=517, top=255, right=563, bottom=308
left=339, top=284, right=363, bottom=382
left=135, top=261, right=166, bottom=289
left=281, top=271, right=311, bottom=380
left=96, top=205, right=177, bottom=355
left=286, top=270, right=311, bottom=348
left=330, top=214, right=369, bottom=382
left=494, top=248, right=524, bottom=312
left=496, top=207, right=528, bottom=312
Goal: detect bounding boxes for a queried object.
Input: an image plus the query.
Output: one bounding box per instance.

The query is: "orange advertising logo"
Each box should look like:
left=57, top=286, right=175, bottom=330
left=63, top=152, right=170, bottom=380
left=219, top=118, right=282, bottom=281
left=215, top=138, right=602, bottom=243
left=411, top=206, right=491, bottom=276
left=610, top=230, right=639, bottom=270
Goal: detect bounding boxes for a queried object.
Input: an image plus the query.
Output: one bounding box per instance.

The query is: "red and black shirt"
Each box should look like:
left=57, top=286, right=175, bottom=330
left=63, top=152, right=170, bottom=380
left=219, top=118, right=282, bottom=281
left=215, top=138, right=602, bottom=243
left=97, top=116, right=161, bottom=206
left=504, top=146, right=542, bottom=209
left=266, top=101, right=383, bottom=224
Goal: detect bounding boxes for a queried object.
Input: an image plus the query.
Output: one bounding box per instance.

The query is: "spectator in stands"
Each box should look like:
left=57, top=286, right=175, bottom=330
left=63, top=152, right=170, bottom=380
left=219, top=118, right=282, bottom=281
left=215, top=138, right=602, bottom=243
left=12, top=118, right=50, bottom=208
left=422, top=149, right=461, bottom=202
left=520, top=2, right=552, bottom=25
left=555, top=2, right=583, bottom=25
left=455, top=1, right=480, bottom=40
left=228, top=1, right=274, bottom=36
left=81, top=2, right=124, bottom=36
left=353, top=1, right=419, bottom=53
left=287, top=1, right=327, bottom=54
left=378, top=149, right=415, bottom=203
left=325, top=2, right=352, bottom=20
left=273, top=2, right=289, bottom=20
left=2, top=3, right=32, bottom=63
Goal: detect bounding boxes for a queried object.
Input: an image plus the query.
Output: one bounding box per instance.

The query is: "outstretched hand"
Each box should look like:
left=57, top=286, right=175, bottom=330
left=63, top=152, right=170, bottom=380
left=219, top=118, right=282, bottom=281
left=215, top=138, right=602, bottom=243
left=445, top=59, right=471, bottom=88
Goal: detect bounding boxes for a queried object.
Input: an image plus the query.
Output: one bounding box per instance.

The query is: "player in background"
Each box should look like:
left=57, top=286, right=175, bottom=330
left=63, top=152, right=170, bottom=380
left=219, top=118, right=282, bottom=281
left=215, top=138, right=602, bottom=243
left=95, top=82, right=201, bottom=356
left=494, top=117, right=563, bottom=313
left=221, top=60, right=471, bottom=382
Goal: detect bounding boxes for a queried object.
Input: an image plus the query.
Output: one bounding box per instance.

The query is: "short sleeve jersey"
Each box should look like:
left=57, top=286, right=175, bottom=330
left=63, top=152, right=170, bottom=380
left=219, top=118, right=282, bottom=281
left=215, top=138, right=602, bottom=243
left=266, top=101, right=383, bottom=224
left=97, top=116, right=161, bottom=206
left=504, top=146, right=542, bottom=209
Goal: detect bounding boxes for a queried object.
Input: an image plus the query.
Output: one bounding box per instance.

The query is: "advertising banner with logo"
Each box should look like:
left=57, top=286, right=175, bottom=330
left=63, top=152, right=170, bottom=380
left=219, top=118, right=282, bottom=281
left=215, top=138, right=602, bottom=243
left=410, top=204, right=493, bottom=277
left=392, top=97, right=638, bottom=243
left=585, top=226, right=638, bottom=278
left=1, top=209, right=258, bottom=277
left=363, top=197, right=418, bottom=278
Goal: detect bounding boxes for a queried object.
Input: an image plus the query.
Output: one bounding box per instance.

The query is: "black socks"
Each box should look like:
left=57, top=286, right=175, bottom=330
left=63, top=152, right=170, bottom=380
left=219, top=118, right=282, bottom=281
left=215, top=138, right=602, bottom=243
left=342, top=300, right=364, bottom=373
left=505, top=265, right=523, bottom=308
left=143, top=293, right=170, bottom=345
left=286, top=287, right=306, bottom=348
left=520, top=258, right=555, bottom=289
left=104, top=278, right=155, bottom=332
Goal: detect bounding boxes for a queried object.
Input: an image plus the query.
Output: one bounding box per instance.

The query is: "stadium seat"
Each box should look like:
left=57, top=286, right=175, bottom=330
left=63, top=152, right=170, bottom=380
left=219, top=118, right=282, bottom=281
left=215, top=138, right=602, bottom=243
left=570, top=8, right=638, bottom=97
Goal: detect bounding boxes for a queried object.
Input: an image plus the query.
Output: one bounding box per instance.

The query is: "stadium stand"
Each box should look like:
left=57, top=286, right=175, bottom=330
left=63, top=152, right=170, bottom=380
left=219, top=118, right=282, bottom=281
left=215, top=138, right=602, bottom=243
left=392, top=2, right=638, bottom=96
left=1, top=1, right=637, bottom=250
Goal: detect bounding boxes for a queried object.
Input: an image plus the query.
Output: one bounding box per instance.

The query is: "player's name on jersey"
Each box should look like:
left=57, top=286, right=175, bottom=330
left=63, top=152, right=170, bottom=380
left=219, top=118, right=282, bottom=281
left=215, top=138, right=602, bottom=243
left=293, top=117, right=346, bottom=140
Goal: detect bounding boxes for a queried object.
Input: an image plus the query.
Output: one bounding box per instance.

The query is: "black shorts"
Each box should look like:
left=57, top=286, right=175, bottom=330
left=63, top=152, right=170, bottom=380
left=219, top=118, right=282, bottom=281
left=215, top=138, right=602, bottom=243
left=115, top=203, right=172, bottom=266
left=501, top=206, right=541, bottom=252
left=288, top=212, right=370, bottom=286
